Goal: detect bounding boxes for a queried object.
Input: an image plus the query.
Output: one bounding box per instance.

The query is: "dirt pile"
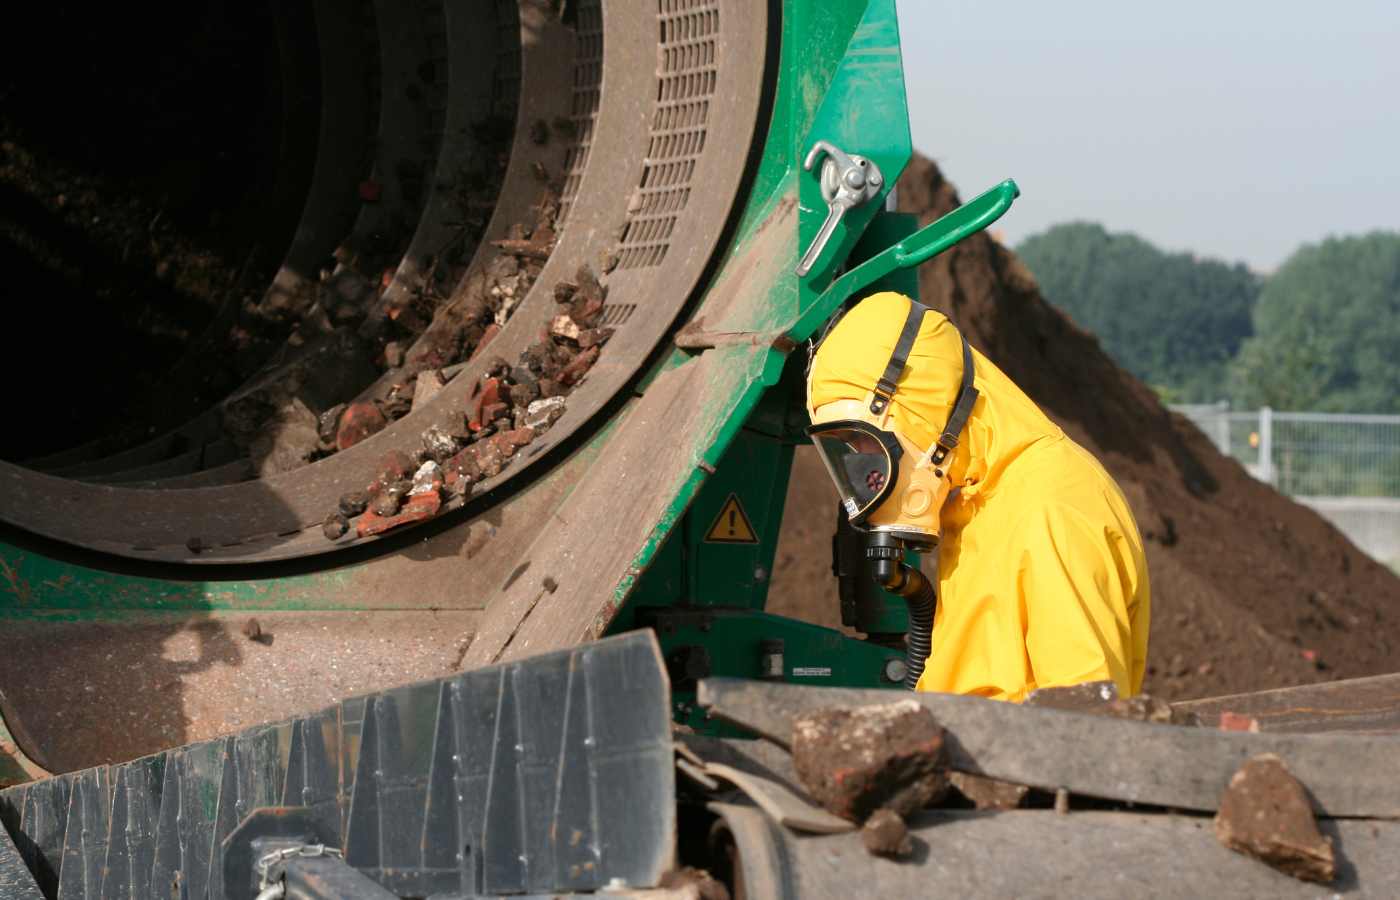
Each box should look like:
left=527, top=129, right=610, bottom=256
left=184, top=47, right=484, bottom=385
left=771, top=153, right=1400, bottom=701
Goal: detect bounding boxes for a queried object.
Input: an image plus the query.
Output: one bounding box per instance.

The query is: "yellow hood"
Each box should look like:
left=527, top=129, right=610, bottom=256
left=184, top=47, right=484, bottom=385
left=807, top=291, right=1064, bottom=511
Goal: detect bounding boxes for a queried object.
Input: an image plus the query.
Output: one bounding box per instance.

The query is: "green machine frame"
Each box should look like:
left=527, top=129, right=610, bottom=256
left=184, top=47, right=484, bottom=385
left=0, top=0, right=1018, bottom=763
left=603, top=0, right=1019, bottom=726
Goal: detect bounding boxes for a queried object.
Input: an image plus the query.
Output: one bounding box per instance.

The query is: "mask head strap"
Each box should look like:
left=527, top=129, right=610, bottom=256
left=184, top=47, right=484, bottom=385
left=870, top=301, right=927, bottom=415
left=930, top=334, right=979, bottom=467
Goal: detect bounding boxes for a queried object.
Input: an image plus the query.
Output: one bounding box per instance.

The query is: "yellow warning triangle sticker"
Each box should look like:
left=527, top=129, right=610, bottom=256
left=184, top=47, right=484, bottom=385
left=703, top=493, right=759, bottom=544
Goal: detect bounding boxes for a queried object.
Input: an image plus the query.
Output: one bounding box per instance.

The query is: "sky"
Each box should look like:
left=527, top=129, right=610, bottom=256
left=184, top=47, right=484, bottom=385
left=895, top=1, right=1400, bottom=271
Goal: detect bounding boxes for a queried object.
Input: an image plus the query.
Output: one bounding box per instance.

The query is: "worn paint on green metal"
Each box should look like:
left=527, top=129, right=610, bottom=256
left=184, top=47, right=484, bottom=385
left=730, top=0, right=871, bottom=246
left=0, top=546, right=361, bottom=619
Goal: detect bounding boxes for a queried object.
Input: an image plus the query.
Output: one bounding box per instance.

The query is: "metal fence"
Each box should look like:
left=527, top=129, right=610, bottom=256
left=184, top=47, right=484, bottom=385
left=1173, top=404, right=1400, bottom=499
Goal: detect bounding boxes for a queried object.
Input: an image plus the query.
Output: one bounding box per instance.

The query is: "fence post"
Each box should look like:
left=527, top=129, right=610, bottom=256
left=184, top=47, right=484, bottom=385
left=1259, top=406, right=1275, bottom=486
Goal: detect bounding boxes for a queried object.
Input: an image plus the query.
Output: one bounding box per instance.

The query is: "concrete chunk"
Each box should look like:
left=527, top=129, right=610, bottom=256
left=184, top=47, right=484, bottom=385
left=791, top=699, right=948, bottom=822
left=1214, top=753, right=1336, bottom=884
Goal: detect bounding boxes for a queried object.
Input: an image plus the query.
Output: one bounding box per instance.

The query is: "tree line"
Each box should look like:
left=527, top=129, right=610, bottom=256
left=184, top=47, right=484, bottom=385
left=1015, top=224, right=1400, bottom=412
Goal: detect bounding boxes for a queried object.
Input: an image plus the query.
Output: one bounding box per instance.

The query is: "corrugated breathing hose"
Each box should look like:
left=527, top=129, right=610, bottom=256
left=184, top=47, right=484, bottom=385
left=867, top=536, right=937, bottom=690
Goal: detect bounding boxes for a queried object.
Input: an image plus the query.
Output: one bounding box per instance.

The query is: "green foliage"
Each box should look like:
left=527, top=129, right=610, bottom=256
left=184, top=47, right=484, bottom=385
left=1016, top=223, right=1259, bottom=402
left=1230, top=232, right=1400, bottom=413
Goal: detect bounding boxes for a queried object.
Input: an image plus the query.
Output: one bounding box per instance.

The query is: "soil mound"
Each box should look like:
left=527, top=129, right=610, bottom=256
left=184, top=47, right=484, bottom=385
left=770, top=153, right=1400, bottom=700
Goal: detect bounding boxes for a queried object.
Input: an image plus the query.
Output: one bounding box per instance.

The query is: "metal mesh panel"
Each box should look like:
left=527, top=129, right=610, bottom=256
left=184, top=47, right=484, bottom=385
left=1175, top=405, right=1400, bottom=497
left=558, top=0, right=604, bottom=223
left=617, top=0, right=721, bottom=269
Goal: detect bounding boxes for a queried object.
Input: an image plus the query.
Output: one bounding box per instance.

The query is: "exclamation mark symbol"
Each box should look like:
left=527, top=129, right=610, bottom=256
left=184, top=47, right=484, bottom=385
left=728, top=508, right=737, bottom=537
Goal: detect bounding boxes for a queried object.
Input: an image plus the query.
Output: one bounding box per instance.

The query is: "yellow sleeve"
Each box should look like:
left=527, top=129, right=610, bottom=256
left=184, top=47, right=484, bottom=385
left=1016, top=502, right=1141, bottom=698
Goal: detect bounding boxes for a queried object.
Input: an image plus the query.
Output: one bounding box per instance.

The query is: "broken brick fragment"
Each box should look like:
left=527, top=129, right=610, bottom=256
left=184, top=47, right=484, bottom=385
left=1214, top=753, right=1335, bottom=884
left=372, top=450, right=416, bottom=486
left=558, top=345, right=600, bottom=386
left=469, top=378, right=503, bottom=431
left=791, top=699, right=949, bottom=822
left=1219, top=712, right=1261, bottom=733
left=335, top=402, right=387, bottom=451
left=480, top=401, right=509, bottom=425
left=504, top=427, right=536, bottom=448
left=356, top=490, right=443, bottom=537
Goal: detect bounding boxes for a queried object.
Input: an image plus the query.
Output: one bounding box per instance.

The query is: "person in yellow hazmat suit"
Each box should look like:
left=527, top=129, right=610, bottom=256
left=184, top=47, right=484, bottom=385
left=805, top=291, right=1149, bottom=701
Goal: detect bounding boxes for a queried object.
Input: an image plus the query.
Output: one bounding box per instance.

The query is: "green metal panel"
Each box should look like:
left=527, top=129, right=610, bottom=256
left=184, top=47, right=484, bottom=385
left=685, top=432, right=793, bottom=610
left=659, top=611, right=904, bottom=732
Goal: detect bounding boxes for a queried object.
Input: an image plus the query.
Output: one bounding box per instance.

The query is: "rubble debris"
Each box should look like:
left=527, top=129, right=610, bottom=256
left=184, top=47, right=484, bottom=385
left=577, top=326, right=613, bottom=349
left=317, top=403, right=347, bottom=444
left=372, top=450, right=416, bottom=485
left=557, top=345, right=599, bottom=386
left=948, top=772, right=1028, bottom=811
left=224, top=329, right=381, bottom=458
left=410, top=460, right=443, bottom=495
left=1025, top=680, right=1119, bottom=712
left=791, top=699, right=949, bottom=822
left=357, top=466, right=444, bottom=538
left=241, top=618, right=270, bottom=646
left=370, top=482, right=409, bottom=517
left=412, top=369, right=446, bottom=409
left=1214, top=753, right=1336, bottom=884
left=550, top=314, right=581, bottom=341
left=320, top=246, right=611, bottom=539
left=421, top=425, right=460, bottom=463
left=1107, top=694, right=1201, bottom=726
left=1218, top=712, right=1262, bottom=733
left=1026, top=681, right=1198, bottom=725
left=322, top=512, right=350, bottom=540
left=383, top=340, right=405, bottom=368
left=861, top=808, right=914, bottom=859
left=338, top=490, right=370, bottom=518
left=524, top=396, right=567, bottom=430
left=248, top=397, right=321, bottom=476
left=658, top=868, right=730, bottom=900
left=336, top=401, right=388, bottom=451
left=490, top=238, right=552, bottom=260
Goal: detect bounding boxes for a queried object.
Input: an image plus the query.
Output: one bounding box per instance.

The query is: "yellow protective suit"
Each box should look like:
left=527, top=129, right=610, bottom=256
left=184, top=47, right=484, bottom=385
left=808, top=292, right=1150, bottom=700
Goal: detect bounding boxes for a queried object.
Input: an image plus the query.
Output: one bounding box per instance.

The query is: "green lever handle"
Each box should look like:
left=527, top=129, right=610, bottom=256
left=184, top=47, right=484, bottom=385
left=891, top=178, right=1020, bottom=268
left=790, top=179, right=1020, bottom=343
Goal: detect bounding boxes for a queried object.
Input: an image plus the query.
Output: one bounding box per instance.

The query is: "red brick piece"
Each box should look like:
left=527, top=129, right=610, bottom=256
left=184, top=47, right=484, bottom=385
left=355, top=490, right=442, bottom=537
left=335, top=402, right=387, bottom=451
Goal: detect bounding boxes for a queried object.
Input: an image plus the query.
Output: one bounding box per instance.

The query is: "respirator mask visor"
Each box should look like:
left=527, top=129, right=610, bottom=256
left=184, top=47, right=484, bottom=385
left=805, top=420, right=904, bottom=525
